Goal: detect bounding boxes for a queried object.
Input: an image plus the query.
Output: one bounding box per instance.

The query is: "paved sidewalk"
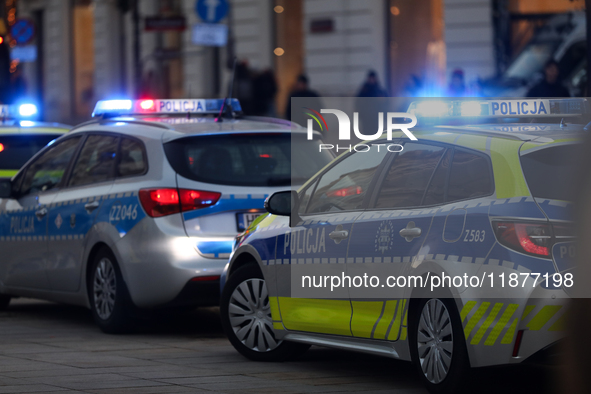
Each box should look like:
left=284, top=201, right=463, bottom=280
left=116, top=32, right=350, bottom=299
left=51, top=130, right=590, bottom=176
left=0, top=298, right=553, bottom=393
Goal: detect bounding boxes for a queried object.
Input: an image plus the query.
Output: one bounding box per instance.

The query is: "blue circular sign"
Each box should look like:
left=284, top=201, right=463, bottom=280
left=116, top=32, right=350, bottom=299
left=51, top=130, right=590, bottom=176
left=10, top=19, right=35, bottom=45
left=196, top=0, right=229, bottom=23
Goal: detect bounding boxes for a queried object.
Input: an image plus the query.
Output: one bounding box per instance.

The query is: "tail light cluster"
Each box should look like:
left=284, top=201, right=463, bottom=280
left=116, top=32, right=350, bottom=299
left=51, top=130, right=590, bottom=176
left=139, top=188, right=221, bottom=218
left=492, top=221, right=573, bottom=258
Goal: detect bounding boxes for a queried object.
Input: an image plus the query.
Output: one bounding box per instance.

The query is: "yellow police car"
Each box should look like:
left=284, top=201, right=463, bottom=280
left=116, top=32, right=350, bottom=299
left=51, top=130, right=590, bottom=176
left=220, top=98, right=580, bottom=393
left=0, top=104, right=70, bottom=179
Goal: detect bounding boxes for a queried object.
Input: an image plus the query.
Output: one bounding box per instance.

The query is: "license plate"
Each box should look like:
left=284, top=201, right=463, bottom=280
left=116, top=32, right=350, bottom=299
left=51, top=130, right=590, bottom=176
left=237, top=212, right=263, bottom=232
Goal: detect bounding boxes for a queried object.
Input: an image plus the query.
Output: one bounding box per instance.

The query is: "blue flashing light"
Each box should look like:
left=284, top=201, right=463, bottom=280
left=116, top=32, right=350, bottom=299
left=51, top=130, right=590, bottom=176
left=19, top=104, right=38, bottom=117
left=19, top=120, right=35, bottom=127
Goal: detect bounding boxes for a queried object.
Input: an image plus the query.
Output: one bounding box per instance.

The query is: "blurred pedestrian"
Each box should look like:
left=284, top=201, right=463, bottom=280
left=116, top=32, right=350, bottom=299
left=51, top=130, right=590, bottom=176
left=252, top=69, right=277, bottom=117
left=527, top=60, right=570, bottom=98
left=10, top=65, right=27, bottom=102
left=356, top=70, right=388, bottom=98
left=235, top=60, right=254, bottom=115
left=446, top=68, right=466, bottom=97
left=284, top=74, right=321, bottom=121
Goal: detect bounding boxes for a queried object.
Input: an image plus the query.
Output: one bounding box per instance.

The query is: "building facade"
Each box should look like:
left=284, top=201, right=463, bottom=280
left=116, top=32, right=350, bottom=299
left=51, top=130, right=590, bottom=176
left=10, top=0, right=585, bottom=124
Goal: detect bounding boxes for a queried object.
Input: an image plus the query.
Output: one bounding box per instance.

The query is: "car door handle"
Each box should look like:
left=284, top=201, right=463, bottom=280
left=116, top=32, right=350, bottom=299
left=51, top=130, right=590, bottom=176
left=84, top=201, right=100, bottom=213
left=329, top=225, right=349, bottom=244
left=35, top=208, right=48, bottom=219
left=399, top=221, right=421, bottom=242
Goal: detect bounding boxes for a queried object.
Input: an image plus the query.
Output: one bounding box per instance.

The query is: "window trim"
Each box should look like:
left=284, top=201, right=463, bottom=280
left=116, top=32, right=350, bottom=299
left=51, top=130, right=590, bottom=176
left=367, top=141, right=495, bottom=211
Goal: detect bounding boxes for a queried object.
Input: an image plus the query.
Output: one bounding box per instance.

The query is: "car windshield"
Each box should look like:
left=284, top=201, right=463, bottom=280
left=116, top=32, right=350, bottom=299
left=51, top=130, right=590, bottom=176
left=0, top=134, right=62, bottom=170
left=505, top=41, right=561, bottom=81
left=520, top=144, right=580, bottom=201
left=164, top=133, right=333, bottom=187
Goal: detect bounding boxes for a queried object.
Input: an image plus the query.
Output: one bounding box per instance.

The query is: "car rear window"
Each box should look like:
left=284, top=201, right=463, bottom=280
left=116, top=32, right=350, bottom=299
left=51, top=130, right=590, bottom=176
left=520, top=144, right=580, bottom=201
left=0, top=134, right=62, bottom=170
left=164, top=133, right=333, bottom=187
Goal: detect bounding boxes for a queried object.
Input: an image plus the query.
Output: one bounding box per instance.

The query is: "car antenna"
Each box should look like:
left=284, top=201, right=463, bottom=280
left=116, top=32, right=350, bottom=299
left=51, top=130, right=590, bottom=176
left=216, top=57, right=238, bottom=123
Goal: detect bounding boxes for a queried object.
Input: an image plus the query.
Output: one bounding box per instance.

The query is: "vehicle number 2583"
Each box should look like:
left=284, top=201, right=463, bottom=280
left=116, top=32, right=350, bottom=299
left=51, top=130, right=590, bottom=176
left=464, top=229, right=485, bottom=242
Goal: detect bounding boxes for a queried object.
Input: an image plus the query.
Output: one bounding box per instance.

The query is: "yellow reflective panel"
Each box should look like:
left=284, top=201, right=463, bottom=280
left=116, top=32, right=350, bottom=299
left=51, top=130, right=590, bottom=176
left=269, top=296, right=281, bottom=320
left=373, top=300, right=398, bottom=340
left=489, top=139, right=529, bottom=199
left=350, top=301, right=384, bottom=339
left=0, top=169, right=18, bottom=178
left=278, top=297, right=352, bottom=336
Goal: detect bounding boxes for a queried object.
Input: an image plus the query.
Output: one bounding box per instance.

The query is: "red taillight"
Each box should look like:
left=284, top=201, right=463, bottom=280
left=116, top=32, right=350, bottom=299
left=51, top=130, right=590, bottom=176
left=493, top=221, right=552, bottom=257
left=0, top=143, right=4, bottom=153
left=139, top=188, right=221, bottom=218
left=179, top=189, right=221, bottom=212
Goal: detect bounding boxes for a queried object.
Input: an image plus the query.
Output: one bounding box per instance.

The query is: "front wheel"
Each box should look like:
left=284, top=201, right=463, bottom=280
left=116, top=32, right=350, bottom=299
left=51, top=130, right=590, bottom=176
left=220, top=264, right=309, bottom=361
left=89, top=248, right=133, bottom=333
left=409, top=298, right=470, bottom=394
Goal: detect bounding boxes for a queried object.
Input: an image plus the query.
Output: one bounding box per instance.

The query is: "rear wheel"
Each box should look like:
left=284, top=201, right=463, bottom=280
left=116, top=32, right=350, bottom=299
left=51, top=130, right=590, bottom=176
left=409, top=298, right=470, bottom=394
left=0, top=294, right=10, bottom=310
left=220, top=264, right=309, bottom=361
left=89, top=248, right=133, bottom=333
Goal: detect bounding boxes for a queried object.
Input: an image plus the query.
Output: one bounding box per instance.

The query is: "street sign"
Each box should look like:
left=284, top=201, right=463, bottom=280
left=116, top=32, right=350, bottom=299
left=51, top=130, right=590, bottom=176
left=192, top=23, right=228, bottom=47
left=10, top=45, right=37, bottom=62
left=195, top=0, right=229, bottom=23
left=145, top=16, right=186, bottom=31
left=10, top=19, right=35, bottom=46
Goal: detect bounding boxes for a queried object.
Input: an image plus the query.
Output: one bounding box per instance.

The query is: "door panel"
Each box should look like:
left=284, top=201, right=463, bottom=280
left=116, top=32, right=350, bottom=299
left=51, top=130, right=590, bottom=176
left=275, top=146, right=389, bottom=336
left=348, top=142, right=446, bottom=340
left=47, top=134, right=119, bottom=292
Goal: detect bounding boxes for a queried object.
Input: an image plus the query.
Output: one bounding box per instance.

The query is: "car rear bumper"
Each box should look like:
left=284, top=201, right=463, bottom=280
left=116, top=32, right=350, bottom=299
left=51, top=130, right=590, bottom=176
left=110, top=215, right=231, bottom=308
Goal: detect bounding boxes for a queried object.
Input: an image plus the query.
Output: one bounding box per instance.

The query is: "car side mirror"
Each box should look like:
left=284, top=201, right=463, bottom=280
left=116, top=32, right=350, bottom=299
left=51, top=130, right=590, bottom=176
left=0, top=179, right=12, bottom=198
left=265, top=190, right=297, bottom=216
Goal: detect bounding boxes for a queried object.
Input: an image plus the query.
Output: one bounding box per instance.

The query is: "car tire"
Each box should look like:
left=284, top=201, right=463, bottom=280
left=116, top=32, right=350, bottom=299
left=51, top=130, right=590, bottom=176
left=89, top=248, right=134, bottom=334
left=220, top=263, right=310, bottom=361
left=409, top=297, right=470, bottom=394
left=0, top=294, right=10, bottom=310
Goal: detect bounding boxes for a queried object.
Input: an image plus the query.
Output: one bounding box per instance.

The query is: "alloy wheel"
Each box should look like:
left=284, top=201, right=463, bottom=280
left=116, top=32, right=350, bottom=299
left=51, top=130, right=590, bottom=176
left=228, top=278, right=280, bottom=352
left=93, top=258, right=117, bottom=320
left=417, top=299, right=454, bottom=384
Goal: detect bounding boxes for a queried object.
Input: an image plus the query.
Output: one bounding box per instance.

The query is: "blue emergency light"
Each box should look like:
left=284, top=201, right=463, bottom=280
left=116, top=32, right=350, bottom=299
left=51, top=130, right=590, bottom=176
left=408, top=98, right=588, bottom=118
left=0, top=103, right=39, bottom=119
left=92, top=98, right=242, bottom=117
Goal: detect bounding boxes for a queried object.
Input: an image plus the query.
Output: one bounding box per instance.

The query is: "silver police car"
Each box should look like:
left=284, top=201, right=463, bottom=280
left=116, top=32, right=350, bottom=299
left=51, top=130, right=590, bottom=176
left=0, top=98, right=332, bottom=333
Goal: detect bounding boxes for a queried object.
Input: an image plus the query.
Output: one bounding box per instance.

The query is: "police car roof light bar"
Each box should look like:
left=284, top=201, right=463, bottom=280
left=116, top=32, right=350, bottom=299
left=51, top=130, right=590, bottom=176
left=408, top=98, right=589, bottom=119
left=0, top=103, right=39, bottom=121
left=92, top=98, right=242, bottom=118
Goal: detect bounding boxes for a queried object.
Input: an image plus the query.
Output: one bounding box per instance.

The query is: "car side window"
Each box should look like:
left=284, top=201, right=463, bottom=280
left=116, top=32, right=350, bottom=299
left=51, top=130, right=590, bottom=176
left=69, top=135, right=119, bottom=187
left=19, top=137, right=82, bottom=196
left=375, top=143, right=445, bottom=209
left=298, top=179, right=317, bottom=215
left=117, top=137, right=147, bottom=177
left=423, top=149, right=451, bottom=206
left=447, top=148, right=492, bottom=201
left=306, top=146, right=388, bottom=214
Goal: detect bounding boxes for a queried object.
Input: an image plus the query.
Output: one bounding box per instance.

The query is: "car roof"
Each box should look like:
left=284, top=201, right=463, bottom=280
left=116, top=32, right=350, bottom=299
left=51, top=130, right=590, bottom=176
left=0, top=121, right=71, bottom=135
left=69, top=115, right=311, bottom=142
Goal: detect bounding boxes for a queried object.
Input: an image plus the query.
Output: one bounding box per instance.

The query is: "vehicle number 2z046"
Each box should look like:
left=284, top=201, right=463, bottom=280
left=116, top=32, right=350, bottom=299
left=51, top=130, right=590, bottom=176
left=109, top=204, right=138, bottom=222
left=464, top=229, right=485, bottom=242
